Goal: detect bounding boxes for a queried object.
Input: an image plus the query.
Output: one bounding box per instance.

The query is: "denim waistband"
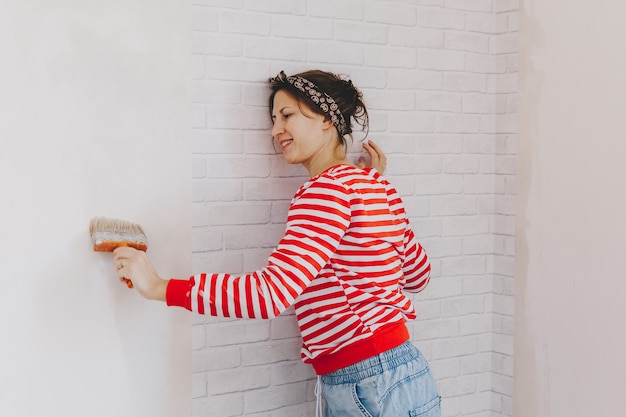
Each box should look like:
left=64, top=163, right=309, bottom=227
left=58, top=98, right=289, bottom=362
left=320, top=341, right=419, bottom=385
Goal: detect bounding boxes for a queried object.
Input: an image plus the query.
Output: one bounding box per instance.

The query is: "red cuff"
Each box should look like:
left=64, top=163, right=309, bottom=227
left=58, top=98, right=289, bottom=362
left=166, top=278, right=193, bottom=310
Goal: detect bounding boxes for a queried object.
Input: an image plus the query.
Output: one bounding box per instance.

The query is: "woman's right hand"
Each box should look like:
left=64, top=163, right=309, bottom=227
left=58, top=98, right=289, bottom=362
left=113, top=246, right=168, bottom=302
left=357, top=140, right=387, bottom=174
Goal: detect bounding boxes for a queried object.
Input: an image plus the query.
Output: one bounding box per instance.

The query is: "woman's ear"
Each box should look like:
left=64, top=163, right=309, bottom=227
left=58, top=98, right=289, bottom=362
left=321, top=117, right=334, bottom=131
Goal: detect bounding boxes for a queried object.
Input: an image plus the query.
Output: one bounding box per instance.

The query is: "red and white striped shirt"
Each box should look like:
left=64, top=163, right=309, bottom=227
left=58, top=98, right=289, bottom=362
left=166, top=165, right=431, bottom=374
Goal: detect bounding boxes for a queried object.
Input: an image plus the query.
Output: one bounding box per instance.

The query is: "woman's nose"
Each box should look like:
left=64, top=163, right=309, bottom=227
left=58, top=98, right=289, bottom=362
left=271, top=120, right=284, bottom=139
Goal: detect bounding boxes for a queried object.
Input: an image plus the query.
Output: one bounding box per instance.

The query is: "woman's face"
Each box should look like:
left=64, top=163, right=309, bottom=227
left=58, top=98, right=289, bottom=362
left=271, top=90, right=335, bottom=172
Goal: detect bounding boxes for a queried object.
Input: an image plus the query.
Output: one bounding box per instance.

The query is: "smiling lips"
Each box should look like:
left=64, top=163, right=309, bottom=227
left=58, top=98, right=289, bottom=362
left=279, top=139, right=293, bottom=150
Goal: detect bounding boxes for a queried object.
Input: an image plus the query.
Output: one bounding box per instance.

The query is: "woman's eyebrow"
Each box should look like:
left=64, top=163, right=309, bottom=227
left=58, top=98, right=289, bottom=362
left=272, top=106, right=292, bottom=119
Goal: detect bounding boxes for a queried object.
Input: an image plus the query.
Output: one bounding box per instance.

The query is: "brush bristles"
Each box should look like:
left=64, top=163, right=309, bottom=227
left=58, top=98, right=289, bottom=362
left=89, top=217, right=148, bottom=252
left=89, top=217, right=146, bottom=236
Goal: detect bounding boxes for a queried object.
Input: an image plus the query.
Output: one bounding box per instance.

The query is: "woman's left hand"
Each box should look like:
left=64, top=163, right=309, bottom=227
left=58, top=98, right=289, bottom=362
left=357, top=140, right=387, bottom=174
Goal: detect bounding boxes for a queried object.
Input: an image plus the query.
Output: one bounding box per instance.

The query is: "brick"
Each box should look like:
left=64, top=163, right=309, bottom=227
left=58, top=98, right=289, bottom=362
left=365, top=46, right=417, bottom=68
left=463, top=93, right=507, bottom=114
left=445, top=31, right=490, bottom=54
left=416, top=93, right=462, bottom=112
left=387, top=69, right=444, bottom=90
left=242, top=339, right=302, bottom=365
left=460, top=315, right=493, bottom=336
left=192, top=325, right=206, bottom=350
left=244, top=382, right=308, bottom=413
left=466, top=53, right=508, bottom=74
left=206, top=156, right=271, bottom=178
left=466, top=12, right=508, bottom=34
left=433, top=337, right=478, bottom=359
left=192, top=80, right=241, bottom=104
left=445, top=73, right=488, bottom=93
left=463, top=275, right=495, bottom=295
left=192, top=179, right=242, bottom=202
left=270, top=315, right=300, bottom=339
left=192, top=346, right=242, bottom=371
left=488, top=73, right=518, bottom=93
left=272, top=15, right=333, bottom=39
left=192, top=157, right=207, bottom=179
left=429, top=358, right=461, bottom=379
left=220, top=11, right=271, bottom=35
left=245, top=37, right=307, bottom=61
left=494, top=0, right=519, bottom=13
left=439, top=374, right=478, bottom=397
left=307, top=0, right=364, bottom=20
left=191, top=32, right=243, bottom=57
left=461, top=390, right=492, bottom=413
left=447, top=0, right=493, bottom=12
left=388, top=113, right=435, bottom=133
left=208, top=366, right=271, bottom=394
left=464, top=174, right=507, bottom=194
left=420, top=237, right=463, bottom=258
left=192, top=372, right=207, bottom=399
left=418, top=48, right=465, bottom=71
left=192, top=104, right=206, bottom=128
left=208, top=203, right=271, bottom=225
left=205, top=58, right=272, bottom=81
left=389, top=27, right=444, bottom=48
left=443, top=216, right=490, bottom=236
left=206, top=106, right=270, bottom=130
left=193, top=392, right=243, bottom=417
left=442, top=255, right=486, bottom=275
left=244, top=0, right=306, bottom=15
left=193, top=131, right=245, bottom=154
left=192, top=227, right=223, bottom=252
left=463, top=134, right=508, bottom=154
left=412, top=318, right=459, bottom=341
left=480, top=114, right=517, bottom=134
left=415, top=174, right=463, bottom=195
left=436, top=115, right=481, bottom=134
left=418, top=8, right=464, bottom=30
left=271, top=362, right=316, bottom=385
left=207, top=321, right=270, bottom=346
left=308, top=41, right=364, bottom=65
left=442, top=295, right=485, bottom=316
left=335, top=21, right=388, bottom=44
left=416, top=135, right=463, bottom=154
left=443, top=155, right=480, bottom=173
left=391, top=155, right=441, bottom=175
left=363, top=88, right=415, bottom=110
left=225, top=224, right=286, bottom=249
left=365, top=2, right=417, bottom=25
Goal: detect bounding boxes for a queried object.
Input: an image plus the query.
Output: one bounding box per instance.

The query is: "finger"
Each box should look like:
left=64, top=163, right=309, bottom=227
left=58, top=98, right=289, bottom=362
left=367, top=140, right=386, bottom=163
left=357, top=156, right=366, bottom=169
left=362, top=142, right=380, bottom=167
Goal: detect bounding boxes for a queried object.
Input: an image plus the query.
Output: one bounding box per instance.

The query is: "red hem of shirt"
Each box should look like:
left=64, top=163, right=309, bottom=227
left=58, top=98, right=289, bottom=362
left=309, top=321, right=410, bottom=375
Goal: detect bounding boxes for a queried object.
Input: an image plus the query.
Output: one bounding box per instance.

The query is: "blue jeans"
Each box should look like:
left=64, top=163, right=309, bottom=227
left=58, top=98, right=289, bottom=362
left=320, top=342, right=440, bottom=417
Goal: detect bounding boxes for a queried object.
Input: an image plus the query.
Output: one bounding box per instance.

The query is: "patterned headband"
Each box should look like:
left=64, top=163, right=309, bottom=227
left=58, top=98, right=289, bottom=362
left=271, top=71, right=348, bottom=136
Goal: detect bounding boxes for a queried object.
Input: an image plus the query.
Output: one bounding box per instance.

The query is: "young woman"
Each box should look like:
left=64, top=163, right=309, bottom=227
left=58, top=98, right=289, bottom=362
left=113, top=70, right=441, bottom=417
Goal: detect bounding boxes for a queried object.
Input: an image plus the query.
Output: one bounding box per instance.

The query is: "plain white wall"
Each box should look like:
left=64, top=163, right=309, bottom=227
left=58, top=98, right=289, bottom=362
left=516, top=0, right=626, bottom=416
left=0, top=1, right=191, bottom=416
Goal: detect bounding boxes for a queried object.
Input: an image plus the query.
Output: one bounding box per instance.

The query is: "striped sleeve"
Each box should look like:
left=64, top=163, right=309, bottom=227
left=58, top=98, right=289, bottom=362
left=166, top=177, right=352, bottom=319
left=400, top=226, right=431, bottom=293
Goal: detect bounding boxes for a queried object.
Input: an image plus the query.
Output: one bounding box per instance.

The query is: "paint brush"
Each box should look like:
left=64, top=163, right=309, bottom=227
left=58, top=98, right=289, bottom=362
left=89, top=216, right=148, bottom=288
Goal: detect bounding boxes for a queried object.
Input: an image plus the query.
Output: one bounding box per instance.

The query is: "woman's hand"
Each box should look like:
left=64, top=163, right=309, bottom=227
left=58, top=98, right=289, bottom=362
left=113, top=247, right=168, bottom=302
left=357, top=140, right=387, bottom=174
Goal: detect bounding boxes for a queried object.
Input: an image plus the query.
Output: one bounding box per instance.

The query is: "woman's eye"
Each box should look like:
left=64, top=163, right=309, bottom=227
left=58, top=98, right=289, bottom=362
left=283, top=113, right=292, bottom=119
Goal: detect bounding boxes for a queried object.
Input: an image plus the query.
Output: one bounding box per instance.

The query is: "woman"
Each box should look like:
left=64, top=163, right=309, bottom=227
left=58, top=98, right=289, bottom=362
left=114, top=70, right=440, bottom=417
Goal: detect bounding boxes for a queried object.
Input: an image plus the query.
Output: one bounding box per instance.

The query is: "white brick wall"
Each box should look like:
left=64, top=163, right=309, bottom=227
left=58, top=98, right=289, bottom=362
left=191, top=1, right=518, bottom=416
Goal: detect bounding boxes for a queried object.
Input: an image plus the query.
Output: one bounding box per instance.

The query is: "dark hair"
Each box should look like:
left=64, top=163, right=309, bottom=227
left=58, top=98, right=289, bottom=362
left=268, top=70, right=369, bottom=146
